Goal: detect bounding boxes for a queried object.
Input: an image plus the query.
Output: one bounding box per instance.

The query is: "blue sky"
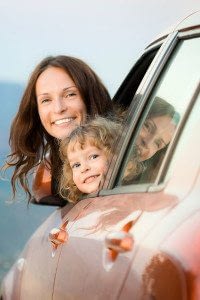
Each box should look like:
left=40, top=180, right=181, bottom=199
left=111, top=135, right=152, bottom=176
left=0, top=0, right=199, bottom=95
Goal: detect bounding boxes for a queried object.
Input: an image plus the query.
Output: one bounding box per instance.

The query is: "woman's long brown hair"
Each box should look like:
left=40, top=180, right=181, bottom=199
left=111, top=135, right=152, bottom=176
left=4, top=55, right=114, bottom=200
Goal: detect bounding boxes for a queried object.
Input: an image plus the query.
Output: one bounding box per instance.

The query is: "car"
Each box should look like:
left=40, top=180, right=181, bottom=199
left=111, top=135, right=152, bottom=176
left=1, top=10, right=200, bottom=300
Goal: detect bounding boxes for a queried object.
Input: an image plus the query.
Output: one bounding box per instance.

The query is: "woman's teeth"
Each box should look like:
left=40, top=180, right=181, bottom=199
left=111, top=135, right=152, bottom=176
left=54, top=118, right=73, bottom=125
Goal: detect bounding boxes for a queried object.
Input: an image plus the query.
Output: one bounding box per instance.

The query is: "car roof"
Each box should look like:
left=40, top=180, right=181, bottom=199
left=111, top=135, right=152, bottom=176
left=148, top=10, right=200, bottom=47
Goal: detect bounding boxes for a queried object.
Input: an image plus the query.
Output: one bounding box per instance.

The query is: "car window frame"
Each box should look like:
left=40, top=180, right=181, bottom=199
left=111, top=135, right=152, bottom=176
left=100, top=29, right=200, bottom=197
left=151, top=81, right=200, bottom=189
left=100, top=31, right=178, bottom=193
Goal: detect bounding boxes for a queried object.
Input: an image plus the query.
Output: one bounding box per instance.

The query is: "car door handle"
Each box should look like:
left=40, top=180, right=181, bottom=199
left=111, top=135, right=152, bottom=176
left=105, top=230, right=134, bottom=253
left=105, top=220, right=134, bottom=262
left=49, top=220, right=68, bottom=257
left=105, top=213, right=142, bottom=262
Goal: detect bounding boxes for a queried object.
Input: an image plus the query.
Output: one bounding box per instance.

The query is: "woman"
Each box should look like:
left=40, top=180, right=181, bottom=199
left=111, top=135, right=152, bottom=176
left=122, top=97, right=180, bottom=185
left=4, top=55, right=115, bottom=204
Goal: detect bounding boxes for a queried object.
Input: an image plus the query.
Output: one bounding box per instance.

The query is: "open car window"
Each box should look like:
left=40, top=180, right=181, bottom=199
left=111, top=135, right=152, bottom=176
left=115, top=36, right=200, bottom=188
left=113, top=48, right=159, bottom=108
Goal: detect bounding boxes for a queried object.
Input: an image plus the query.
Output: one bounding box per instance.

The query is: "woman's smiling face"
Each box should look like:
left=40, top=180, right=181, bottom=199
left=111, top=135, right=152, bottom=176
left=36, top=66, right=87, bottom=140
left=136, top=115, right=176, bottom=162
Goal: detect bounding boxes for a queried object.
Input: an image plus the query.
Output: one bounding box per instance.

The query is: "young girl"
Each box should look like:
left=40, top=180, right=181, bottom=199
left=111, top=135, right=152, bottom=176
left=59, top=116, right=122, bottom=203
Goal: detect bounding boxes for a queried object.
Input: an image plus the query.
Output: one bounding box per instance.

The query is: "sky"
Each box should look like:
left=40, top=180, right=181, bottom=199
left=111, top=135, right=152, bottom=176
left=0, top=0, right=199, bottom=96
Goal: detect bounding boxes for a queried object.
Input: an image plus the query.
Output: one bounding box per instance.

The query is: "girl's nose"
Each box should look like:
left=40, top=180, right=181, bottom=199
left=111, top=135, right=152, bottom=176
left=81, top=162, right=90, bottom=173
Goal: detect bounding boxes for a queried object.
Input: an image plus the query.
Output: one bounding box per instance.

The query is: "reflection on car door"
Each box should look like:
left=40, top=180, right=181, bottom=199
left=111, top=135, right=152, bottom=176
left=19, top=204, right=74, bottom=300
left=52, top=191, right=178, bottom=299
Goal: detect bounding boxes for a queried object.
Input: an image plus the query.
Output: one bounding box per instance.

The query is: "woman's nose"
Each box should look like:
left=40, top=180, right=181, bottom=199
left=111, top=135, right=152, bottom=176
left=53, top=97, right=66, bottom=113
left=142, top=139, right=157, bottom=160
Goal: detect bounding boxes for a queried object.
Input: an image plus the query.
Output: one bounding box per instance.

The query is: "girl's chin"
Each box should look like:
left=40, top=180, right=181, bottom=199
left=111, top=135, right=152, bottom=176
left=82, top=185, right=100, bottom=195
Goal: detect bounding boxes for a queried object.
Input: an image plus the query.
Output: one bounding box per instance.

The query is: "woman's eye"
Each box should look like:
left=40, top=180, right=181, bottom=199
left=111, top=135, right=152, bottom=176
left=141, top=139, right=147, bottom=148
left=41, top=98, right=51, bottom=104
left=72, top=162, right=80, bottom=169
left=64, top=92, right=76, bottom=98
left=155, top=140, right=162, bottom=149
left=143, top=121, right=151, bottom=131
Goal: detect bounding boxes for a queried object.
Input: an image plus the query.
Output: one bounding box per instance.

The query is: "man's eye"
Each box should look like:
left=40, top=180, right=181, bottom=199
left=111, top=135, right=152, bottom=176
left=72, top=162, right=80, bottom=169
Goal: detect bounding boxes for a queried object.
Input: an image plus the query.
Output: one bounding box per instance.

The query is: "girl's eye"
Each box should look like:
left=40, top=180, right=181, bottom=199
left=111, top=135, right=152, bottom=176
left=72, top=162, right=80, bottom=169
left=90, top=154, right=99, bottom=160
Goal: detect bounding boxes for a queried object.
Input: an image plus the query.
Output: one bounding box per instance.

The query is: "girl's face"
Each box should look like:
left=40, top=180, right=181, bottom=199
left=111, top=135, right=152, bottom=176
left=136, top=115, right=176, bottom=162
left=67, top=141, right=109, bottom=194
left=36, top=66, right=87, bottom=140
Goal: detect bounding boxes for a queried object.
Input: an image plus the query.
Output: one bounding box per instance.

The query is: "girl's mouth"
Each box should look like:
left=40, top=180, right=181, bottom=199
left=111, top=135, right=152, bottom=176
left=84, top=175, right=100, bottom=184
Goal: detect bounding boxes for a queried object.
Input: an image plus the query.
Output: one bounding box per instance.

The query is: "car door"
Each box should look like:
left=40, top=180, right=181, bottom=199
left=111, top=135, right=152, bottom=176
left=119, top=88, right=200, bottom=300
left=109, top=32, right=200, bottom=300
left=52, top=30, right=200, bottom=299
left=15, top=203, right=74, bottom=300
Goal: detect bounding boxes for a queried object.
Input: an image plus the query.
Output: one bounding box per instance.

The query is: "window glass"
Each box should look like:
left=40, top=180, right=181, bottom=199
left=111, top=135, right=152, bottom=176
left=113, top=49, right=158, bottom=108
left=116, top=37, right=200, bottom=187
left=165, top=88, right=200, bottom=197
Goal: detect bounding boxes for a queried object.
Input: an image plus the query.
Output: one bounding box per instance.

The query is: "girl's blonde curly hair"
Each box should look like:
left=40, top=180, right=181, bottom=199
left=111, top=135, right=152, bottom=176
left=59, top=116, right=122, bottom=203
